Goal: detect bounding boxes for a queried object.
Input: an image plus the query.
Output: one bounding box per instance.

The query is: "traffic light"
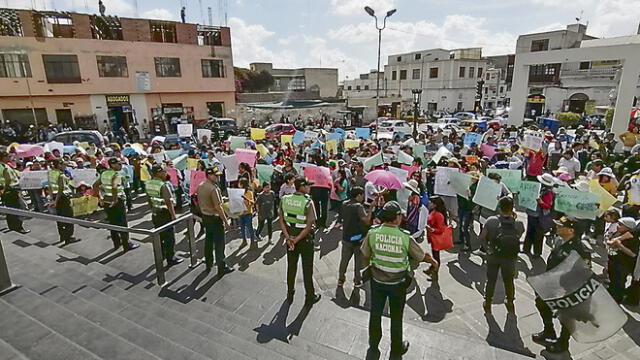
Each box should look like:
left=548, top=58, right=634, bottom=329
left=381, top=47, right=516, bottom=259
left=476, top=80, right=485, bottom=100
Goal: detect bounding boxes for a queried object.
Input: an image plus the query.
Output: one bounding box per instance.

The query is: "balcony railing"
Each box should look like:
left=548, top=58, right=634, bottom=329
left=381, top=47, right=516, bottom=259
left=560, top=68, right=618, bottom=77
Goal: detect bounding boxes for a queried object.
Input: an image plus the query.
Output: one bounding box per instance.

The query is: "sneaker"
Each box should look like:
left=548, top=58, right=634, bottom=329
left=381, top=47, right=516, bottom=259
left=218, top=266, right=235, bottom=276
left=15, top=229, right=30, bottom=234
left=168, top=258, right=184, bottom=266
left=532, top=331, right=556, bottom=345
left=546, top=341, right=569, bottom=354
left=124, top=243, right=140, bottom=252
left=390, top=341, right=410, bottom=359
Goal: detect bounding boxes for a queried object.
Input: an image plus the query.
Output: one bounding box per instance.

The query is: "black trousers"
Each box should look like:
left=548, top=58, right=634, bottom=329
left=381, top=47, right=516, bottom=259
left=485, top=255, right=516, bottom=302
left=151, top=209, right=176, bottom=261
left=608, top=258, right=635, bottom=302
left=1, top=189, right=25, bottom=231
left=523, top=215, right=544, bottom=256
left=203, top=214, right=227, bottom=271
left=369, top=280, right=406, bottom=355
left=104, top=199, right=130, bottom=250
left=535, top=296, right=570, bottom=345
left=256, top=217, right=273, bottom=239
left=310, top=187, right=330, bottom=227
left=55, top=194, right=75, bottom=243
left=286, top=237, right=315, bottom=298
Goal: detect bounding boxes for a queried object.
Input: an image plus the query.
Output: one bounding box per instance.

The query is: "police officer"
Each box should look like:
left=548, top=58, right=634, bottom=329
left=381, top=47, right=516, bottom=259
left=146, top=165, right=183, bottom=266
left=93, top=158, right=138, bottom=252
left=0, top=151, right=29, bottom=234
left=531, top=217, right=591, bottom=354
left=48, top=159, right=79, bottom=245
left=278, top=176, right=321, bottom=306
left=362, top=201, right=439, bottom=360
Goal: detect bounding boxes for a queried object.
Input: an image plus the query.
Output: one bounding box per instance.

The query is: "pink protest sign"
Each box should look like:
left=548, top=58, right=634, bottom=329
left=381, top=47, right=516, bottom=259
left=304, top=165, right=332, bottom=189
left=12, top=144, right=45, bottom=158
left=481, top=144, right=497, bottom=159
left=235, top=148, right=258, bottom=168
left=189, top=170, right=206, bottom=195
left=167, top=168, right=179, bottom=187
left=401, top=164, right=420, bottom=178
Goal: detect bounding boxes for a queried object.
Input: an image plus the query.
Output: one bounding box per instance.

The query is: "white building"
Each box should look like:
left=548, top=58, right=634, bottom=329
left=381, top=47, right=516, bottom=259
left=482, top=55, right=515, bottom=111
left=342, top=70, right=381, bottom=99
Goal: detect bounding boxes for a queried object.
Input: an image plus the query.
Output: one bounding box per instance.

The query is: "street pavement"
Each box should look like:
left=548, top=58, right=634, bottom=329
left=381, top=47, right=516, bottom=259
left=2, top=194, right=640, bottom=360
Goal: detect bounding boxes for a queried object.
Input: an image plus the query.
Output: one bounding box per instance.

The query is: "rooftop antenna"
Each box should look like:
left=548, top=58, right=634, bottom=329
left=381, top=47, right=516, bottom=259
left=575, top=10, right=583, bottom=23
left=207, top=6, right=212, bottom=25
left=199, top=0, right=204, bottom=24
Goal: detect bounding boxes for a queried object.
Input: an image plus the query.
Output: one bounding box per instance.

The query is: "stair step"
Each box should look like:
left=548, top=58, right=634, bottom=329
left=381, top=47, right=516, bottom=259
left=0, top=334, right=31, bottom=360
left=1, top=287, right=161, bottom=360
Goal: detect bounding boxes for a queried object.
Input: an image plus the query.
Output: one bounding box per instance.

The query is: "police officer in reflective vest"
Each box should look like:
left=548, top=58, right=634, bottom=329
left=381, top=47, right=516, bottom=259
left=0, top=151, right=29, bottom=234
left=146, top=165, right=183, bottom=266
left=278, top=176, right=321, bottom=306
left=362, top=201, right=439, bottom=360
left=93, top=158, right=138, bottom=252
left=48, top=159, right=79, bottom=245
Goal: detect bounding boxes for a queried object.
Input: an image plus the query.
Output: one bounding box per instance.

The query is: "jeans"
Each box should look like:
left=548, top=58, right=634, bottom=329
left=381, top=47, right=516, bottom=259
left=457, top=208, right=473, bottom=249
left=54, top=194, right=75, bottom=243
left=1, top=189, right=25, bottom=231
left=104, top=199, right=130, bottom=250
left=287, top=237, right=315, bottom=298
left=238, top=213, right=256, bottom=241
left=369, top=280, right=406, bottom=355
left=338, top=240, right=363, bottom=282
left=152, top=209, right=176, bottom=261
left=256, top=216, right=273, bottom=239
left=484, top=255, right=517, bottom=302
left=523, top=215, right=543, bottom=255
left=310, top=187, right=330, bottom=227
left=203, top=214, right=227, bottom=271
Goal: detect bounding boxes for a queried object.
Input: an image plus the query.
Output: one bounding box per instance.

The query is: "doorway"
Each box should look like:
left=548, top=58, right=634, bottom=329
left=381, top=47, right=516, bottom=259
left=55, top=109, right=74, bottom=127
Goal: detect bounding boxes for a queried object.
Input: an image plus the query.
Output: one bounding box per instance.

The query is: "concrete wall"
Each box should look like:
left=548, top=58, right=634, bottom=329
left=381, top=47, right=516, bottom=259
left=303, top=68, right=338, bottom=98
left=237, top=91, right=319, bottom=104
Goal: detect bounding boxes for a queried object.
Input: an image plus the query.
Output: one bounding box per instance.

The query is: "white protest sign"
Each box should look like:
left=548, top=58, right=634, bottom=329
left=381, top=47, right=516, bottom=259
left=152, top=152, right=167, bottom=164
left=197, top=129, right=212, bottom=141
left=45, top=141, right=64, bottom=154
left=388, top=166, right=409, bottom=183
left=523, top=130, right=544, bottom=151
left=377, top=131, right=394, bottom=140
left=431, top=146, right=453, bottom=164
left=227, top=188, right=247, bottom=214
left=71, top=169, right=98, bottom=187
left=397, top=151, right=414, bottom=165
left=434, top=167, right=458, bottom=197
left=304, top=130, right=319, bottom=140
left=19, top=171, right=49, bottom=190
left=220, top=154, right=240, bottom=182
left=177, top=123, right=193, bottom=138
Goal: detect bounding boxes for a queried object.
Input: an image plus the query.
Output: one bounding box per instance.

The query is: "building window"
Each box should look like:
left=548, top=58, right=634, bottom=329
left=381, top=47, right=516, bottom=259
left=459, top=66, right=465, bottom=78
left=150, top=21, right=176, bottom=43
left=530, top=39, right=549, bottom=52
left=544, top=66, right=556, bottom=75
left=364, top=85, right=369, bottom=90
left=0, top=9, right=23, bottom=36
left=400, top=70, right=407, bottom=80
left=391, top=70, right=397, bottom=80
left=154, top=57, right=181, bottom=77
left=412, top=68, right=420, bottom=80
left=90, top=15, right=122, bottom=40
left=429, top=67, right=438, bottom=78
left=0, top=54, right=31, bottom=78
left=197, top=26, right=222, bottom=45
left=347, top=85, right=352, bottom=90
left=356, top=85, right=361, bottom=90
left=42, top=54, right=81, bottom=83
left=485, top=88, right=488, bottom=94
left=415, top=53, right=421, bottom=60
left=33, top=13, right=74, bottom=38
left=469, top=67, right=475, bottom=78
left=396, top=56, right=402, bottom=62
left=287, top=78, right=305, bottom=91
left=207, top=102, right=225, bottom=117
left=499, top=86, right=504, bottom=93
left=579, top=61, right=591, bottom=70
left=96, top=56, right=128, bottom=77
left=201, top=59, right=224, bottom=78
left=478, top=67, right=483, bottom=78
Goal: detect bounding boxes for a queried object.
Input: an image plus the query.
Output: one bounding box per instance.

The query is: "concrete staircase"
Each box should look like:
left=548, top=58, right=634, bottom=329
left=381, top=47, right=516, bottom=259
left=0, top=223, right=532, bottom=360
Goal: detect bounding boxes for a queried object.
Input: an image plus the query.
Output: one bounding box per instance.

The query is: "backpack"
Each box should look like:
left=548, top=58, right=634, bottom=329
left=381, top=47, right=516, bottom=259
left=493, top=217, right=520, bottom=257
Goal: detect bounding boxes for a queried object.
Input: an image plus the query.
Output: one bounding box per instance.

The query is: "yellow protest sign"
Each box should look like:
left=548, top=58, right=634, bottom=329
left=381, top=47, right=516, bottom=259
left=187, top=158, right=199, bottom=170
left=256, top=144, right=268, bottom=157
left=251, top=128, right=266, bottom=140
left=71, top=195, right=100, bottom=217
left=140, top=165, right=151, bottom=182
left=345, top=139, right=360, bottom=150
left=326, top=140, right=337, bottom=154
left=589, top=179, right=618, bottom=215
left=281, top=134, right=293, bottom=146
left=78, top=142, right=90, bottom=150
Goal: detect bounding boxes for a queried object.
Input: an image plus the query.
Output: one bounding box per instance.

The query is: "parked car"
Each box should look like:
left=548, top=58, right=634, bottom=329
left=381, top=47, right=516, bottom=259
left=203, top=117, right=239, bottom=138
left=265, top=123, right=297, bottom=140
left=453, top=112, right=476, bottom=120
left=436, top=117, right=460, bottom=125
left=422, top=123, right=465, bottom=137
left=51, top=131, right=105, bottom=147
left=378, top=120, right=412, bottom=136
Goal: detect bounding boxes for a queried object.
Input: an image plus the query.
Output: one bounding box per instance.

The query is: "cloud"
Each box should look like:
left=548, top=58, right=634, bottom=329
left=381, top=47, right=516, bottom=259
left=588, top=0, right=640, bottom=38
left=330, top=0, right=396, bottom=16
left=228, top=17, right=298, bottom=69
left=140, top=8, right=178, bottom=21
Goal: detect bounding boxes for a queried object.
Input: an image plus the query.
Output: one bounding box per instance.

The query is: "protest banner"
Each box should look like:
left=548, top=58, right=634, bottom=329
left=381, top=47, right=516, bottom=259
left=189, top=170, right=206, bottom=196
left=481, top=144, right=497, bottom=158
left=196, top=129, right=212, bottom=142
left=345, top=139, right=360, bottom=150
left=450, top=171, right=473, bottom=199
left=293, top=131, right=305, bottom=145
left=229, top=136, right=246, bottom=150
left=187, top=158, right=199, bottom=170
left=70, top=169, right=98, bottom=187
left=472, top=176, right=502, bottom=211
left=166, top=168, right=179, bottom=187
left=589, top=179, right=618, bottom=215
left=464, top=133, right=482, bottom=147
left=523, top=130, right=544, bottom=151
left=227, top=188, right=247, bottom=215
left=235, top=148, right=258, bottom=167
left=518, top=180, right=541, bottom=211
left=355, top=127, right=371, bottom=140
left=397, top=151, right=414, bottom=165
left=388, top=166, right=408, bottom=183
left=250, top=128, right=266, bottom=140
left=281, top=134, right=294, bottom=146
left=71, top=195, right=99, bottom=217
left=165, top=149, right=183, bottom=160
left=256, top=144, right=268, bottom=158
left=304, top=130, right=319, bottom=140
left=431, top=146, right=453, bottom=164
left=554, top=186, right=600, bottom=220
left=434, top=167, right=458, bottom=197
left=304, top=165, right=332, bottom=188
left=486, top=168, right=522, bottom=192
left=363, top=153, right=384, bottom=171
left=19, top=171, right=48, bottom=189
left=177, top=123, right=193, bottom=138
left=326, top=140, right=337, bottom=154
left=256, top=164, right=274, bottom=185
left=220, top=154, right=239, bottom=181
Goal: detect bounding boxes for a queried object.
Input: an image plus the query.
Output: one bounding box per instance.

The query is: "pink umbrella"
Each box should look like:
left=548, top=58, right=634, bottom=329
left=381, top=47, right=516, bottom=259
left=364, top=169, right=403, bottom=190
left=11, top=144, right=45, bottom=158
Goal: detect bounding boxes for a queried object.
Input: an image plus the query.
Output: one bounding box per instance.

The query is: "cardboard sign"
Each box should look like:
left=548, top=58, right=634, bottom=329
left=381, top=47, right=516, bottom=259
left=256, top=164, right=274, bottom=185
left=293, top=131, right=305, bottom=145
left=229, top=136, right=247, bottom=150
left=518, top=180, right=541, bottom=211
left=589, top=179, right=618, bottom=215
left=523, top=130, right=544, bottom=151
left=165, top=149, right=183, bottom=160
left=304, top=165, right=331, bottom=188
left=363, top=153, right=384, bottom=171
left=197, top=129, right=212, bottom=142
left=481, top=144, right=497, bottom=159
left=345, top=139, right=360, bottom=150
left=326, top=140, right=338, bottom=154
left=71, top=195, right=99, bottom=217
left=220, top=154, right=239, bottom=182
left=167, top=168, right=179, bottom=187
left=412, top=144, right=427, bottom=162
left=465, top=155, right=479, bottom=164
left=152, top=152, right=166, bottom=164
left=19, top=171, right=49, bottom=190
left=431, top=146, right=453, bottom=164
left=45, top=141, right=64, bottom=154
left=304, top=130, right=319, bottom=140
left=70, top=169, right=98, bottom=187
left=450, top=171, right=473, bottom=199
left=189, top=170, right=206, bottom=196
left=256, top=144, right=268, bottom=158
left=177, top=123, right=193, bottom=138
left=187, top=158, right=199, bottom=170
left=377, top=131, right=394, bottom=140
left=472, top=176, right=502, bottom=211
left=388, top=166, right=409, bottom=183
left=327, top=132, right=342, bottom=142
left=281, top=134, right=294, bottom=146
left=434, top=167, right=458, bottom=197
left=235, top=148, right=258, bottom=168
left=228, top=188, right=247, bottom=214
left=250, top=128, right=266, bottom=140
left=172, top=154, right=188, bottom=171
left=486, top=168, right=522, bottom=193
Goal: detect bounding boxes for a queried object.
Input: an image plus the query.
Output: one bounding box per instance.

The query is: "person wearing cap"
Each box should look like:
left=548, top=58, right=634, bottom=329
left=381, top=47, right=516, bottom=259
left=93, top=157, right=138, bottom=252
left=362, top=201, right=439, bottom=359
left=532, top=216, right=590, bottom=354
left=606, top=217, right=639, bottom=303
left=338, top=186, right=371, bottom=288
left=145, top=165, right=183, bottom=266
left=198, top=167, right=234, bottom=275
left=48, top=159, right=78, bottom=245
left=278, top=176, right=321, bottom=306
left=0, top=151, right=29, bottom=234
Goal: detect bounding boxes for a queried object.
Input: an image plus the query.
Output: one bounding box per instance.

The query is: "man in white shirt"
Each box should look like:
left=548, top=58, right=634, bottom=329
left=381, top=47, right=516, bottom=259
left=557, top=149, right=581, bottom=178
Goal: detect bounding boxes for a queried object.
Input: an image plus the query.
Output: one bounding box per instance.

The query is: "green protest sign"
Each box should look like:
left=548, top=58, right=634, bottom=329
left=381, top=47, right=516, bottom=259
left=363, top=153, right=384, bottom=171
left=554, top=186, right=600, bottom=220
left=256, top=164, right=274, bottom=185
left=229, top=136, right=246, bottom=150
left=518, top=180, right=541, bottom=211
left=486, top=169, right=522, bottom=193
left=472, top=176, right=502, bottom=211
left=450, top=171, right=473, bottom=199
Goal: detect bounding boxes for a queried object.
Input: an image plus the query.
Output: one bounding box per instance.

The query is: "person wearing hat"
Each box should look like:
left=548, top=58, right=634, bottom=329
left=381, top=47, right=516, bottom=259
left=145, top=165, right=183, bottom=266
left=0, top=151, right=29, bottom=234
left=93, top=157, right=138, bottom=252
left=606, top=217, right=639, bottom=303
left=362, top=201, right=439, bottom=359
left=596, top=167, right=618, bottom=196
left=523, top=173, right=556, bottom=257
left=532, top=216, right=591, bottom=354
left=198, top=167, right=234, bottom=275
left=48, top=158, right=79, bottom=245
left=338, top=186, right=371, bottom=287
left=278, top=176, right=321, bottom=306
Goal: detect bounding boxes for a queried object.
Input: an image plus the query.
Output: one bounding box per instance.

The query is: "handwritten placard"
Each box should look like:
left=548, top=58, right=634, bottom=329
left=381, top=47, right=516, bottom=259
left=177, top=123, right=193, bottom=138
left=472, top=176, right=502, bottom=211
left=434, top=167, right=458, bottom=197
left=517, top=180, right=541, bottom=211
left=523, top=130, right=544, bottom=151
left=554, top=186, right=600, bottom=220
left=70, top=169, right=98, bottom=187
left=450, top=171, right=473, bottom=199
left=19, top=171, right=49, bottom=189
left=486, top=169, right=522, bottom=193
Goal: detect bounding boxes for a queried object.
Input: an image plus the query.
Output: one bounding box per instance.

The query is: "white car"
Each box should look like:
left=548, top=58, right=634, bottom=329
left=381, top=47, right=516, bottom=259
left=378, top=120, right=412, bottom=136
left=422, top=123, right=465, bottom=137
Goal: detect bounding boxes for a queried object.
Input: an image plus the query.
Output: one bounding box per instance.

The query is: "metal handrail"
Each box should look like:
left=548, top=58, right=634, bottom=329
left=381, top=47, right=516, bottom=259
left=0, top=206, right=201, bottom=292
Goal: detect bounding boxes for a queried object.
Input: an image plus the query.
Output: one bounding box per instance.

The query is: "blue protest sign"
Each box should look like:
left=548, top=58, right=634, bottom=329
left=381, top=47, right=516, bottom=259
left=464, top=133, right=482, bottom=147
left=355, top=127, right=371, bottom=140
left=327, top=132, right=341, bottom=142
left=293, top=131, right=305, bottom=145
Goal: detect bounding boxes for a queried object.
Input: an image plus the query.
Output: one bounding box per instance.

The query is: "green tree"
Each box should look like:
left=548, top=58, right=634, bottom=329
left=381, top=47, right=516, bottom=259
left=241, top=70, right=274, bottom=92
left=556, top=112, right=581, bottom=128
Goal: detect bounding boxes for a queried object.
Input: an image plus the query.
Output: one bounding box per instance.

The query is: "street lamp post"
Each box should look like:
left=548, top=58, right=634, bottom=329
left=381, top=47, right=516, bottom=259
left=412, top=89, right=422, bottom=139
left=364, top=6, right=396, bottom=137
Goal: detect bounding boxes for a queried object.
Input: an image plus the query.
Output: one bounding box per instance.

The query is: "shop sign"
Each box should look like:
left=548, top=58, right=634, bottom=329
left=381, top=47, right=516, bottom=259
left=106, top=95, right=130, bottom=107
left=527, top=94, right=546, bottom=104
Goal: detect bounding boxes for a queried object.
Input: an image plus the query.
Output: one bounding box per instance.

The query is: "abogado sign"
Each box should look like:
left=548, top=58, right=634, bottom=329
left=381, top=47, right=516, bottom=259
left=105, top=95, right=130, bottom=107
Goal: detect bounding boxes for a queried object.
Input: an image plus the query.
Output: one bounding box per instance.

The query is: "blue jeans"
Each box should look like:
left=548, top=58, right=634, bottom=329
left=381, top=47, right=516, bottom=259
left=458, top=208, right=473, bottom=249
left=238, top=214, right=256, bottom=241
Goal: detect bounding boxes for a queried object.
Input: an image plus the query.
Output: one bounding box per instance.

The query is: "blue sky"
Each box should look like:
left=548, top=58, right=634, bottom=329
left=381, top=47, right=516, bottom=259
left=6, top=0, right=640, bottom=79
